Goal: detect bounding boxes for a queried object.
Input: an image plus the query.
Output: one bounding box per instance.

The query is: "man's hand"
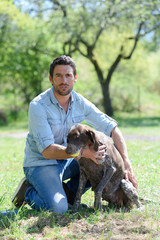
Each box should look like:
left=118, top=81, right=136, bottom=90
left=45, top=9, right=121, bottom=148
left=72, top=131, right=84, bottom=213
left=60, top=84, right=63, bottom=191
left=124, top=160, right=138, bottom=189
left=111, top=126, right=138, bottom=189
left=82, top=145, right=106, bottom=165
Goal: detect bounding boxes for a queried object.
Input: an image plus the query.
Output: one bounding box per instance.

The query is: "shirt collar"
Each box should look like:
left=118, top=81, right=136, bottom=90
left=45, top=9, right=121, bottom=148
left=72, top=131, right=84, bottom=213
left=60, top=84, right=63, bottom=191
left=49, top=87, right=58, bottom=105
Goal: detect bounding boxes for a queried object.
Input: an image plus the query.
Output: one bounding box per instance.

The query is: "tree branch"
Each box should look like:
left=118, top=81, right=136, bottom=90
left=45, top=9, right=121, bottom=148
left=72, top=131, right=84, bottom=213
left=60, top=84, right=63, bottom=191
left=123, top=22, right=144, bottom=60
left=63, top=39, right=78, bottom=56
left=50, top=0, right=67, bottom=17
left=92, top=27, right=105, bottom=49
left=106, top=54, right=122, bottom=85
left=29, top=7, right=55, bottom=13
left=104, top=22, right=144, bottom=86
left=139, top=23, right=160, bottom=38
left=31, top=46, right=62, bottom=57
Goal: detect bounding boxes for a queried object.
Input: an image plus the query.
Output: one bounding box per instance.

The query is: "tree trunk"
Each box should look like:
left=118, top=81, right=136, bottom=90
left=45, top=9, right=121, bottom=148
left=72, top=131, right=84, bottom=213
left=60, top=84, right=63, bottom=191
left=101, top=81, right=113, bottom=116
left=90, top=57, right=114, bottom=116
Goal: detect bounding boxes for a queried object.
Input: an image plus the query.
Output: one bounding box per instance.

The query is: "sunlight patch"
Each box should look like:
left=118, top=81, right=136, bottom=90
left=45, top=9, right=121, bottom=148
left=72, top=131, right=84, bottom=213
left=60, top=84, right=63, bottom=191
left=54, top=192, right=65, bottom=203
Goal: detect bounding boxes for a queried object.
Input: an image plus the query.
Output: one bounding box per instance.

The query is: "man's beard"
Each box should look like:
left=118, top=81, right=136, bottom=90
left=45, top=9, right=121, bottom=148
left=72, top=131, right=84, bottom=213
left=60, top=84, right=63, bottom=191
left=53, top=83, right=73, bottom=96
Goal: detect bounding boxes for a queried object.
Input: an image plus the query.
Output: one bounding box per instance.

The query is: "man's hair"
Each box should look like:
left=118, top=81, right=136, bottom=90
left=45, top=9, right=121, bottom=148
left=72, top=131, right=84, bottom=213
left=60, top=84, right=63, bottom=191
left=49, top=55, right=77, bottom=78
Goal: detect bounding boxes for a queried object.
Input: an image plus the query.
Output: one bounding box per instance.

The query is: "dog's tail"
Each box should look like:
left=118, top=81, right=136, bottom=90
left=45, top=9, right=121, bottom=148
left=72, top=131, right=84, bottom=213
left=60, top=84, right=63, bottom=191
left=139, top=197, right=160, bottom=205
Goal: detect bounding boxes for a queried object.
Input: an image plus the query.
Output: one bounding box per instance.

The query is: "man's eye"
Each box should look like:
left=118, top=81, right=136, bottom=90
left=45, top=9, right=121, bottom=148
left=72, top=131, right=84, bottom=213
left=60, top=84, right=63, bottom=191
left=66, top=74, right=72, bottom=78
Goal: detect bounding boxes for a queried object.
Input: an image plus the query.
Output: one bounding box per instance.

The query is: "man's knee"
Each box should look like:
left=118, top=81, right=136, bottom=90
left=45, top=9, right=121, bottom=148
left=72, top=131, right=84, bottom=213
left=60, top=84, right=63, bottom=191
left=46, top=193, right=68, bottom=214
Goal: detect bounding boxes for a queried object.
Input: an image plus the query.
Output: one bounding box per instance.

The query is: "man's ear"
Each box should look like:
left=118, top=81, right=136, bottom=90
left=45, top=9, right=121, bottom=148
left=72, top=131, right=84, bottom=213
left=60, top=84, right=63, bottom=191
left=74, top=75, right=77, bottom=83
left=49, top=75, right=53, bottom=85
left=86, top=130, right=99, bottom=151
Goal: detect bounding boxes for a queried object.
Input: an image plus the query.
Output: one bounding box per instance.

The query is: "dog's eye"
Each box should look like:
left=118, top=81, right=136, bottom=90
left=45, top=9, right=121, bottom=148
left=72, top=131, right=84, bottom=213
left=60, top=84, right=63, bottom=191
left=73, top=134, right=79, bottom=140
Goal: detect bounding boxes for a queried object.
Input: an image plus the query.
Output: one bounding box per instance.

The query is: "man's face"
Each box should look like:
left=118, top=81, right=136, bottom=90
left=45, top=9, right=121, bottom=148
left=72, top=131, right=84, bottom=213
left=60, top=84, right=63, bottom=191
left=49, top=65, right=77, bottom=96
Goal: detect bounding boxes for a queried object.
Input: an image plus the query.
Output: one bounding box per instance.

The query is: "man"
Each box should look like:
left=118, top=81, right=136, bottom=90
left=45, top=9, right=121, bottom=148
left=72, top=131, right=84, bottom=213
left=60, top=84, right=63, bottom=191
left=12, top=55, right=137, bottom=214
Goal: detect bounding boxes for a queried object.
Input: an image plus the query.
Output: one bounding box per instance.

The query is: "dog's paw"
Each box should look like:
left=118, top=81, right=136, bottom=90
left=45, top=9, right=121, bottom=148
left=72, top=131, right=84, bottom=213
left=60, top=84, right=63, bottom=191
left=94, top=201, right=102, bottom=211
left=71, top=203, right=79, bottom=212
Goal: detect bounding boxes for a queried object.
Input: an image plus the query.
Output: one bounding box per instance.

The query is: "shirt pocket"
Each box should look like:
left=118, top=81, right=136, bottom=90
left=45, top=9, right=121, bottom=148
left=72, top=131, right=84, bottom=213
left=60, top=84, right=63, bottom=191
left=72, top=115, right=85, bottom=124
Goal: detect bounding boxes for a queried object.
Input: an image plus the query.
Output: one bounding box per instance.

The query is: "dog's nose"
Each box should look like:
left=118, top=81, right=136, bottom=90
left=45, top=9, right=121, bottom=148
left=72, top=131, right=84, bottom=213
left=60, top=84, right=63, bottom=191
left=66, top=146, right=72, bottom=154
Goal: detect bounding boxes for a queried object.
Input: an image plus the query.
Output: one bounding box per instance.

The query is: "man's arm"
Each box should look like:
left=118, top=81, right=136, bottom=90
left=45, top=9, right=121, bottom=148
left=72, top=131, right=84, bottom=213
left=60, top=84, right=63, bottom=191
left=42, top=144, right=71, bottom=159
left=111, top=126, right=138, bottom=189
left=42, top=143, right=106, bottom=163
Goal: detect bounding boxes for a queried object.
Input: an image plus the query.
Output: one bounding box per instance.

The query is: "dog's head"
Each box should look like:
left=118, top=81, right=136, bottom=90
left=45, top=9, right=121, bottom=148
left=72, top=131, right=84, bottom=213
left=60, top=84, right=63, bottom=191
left=66, top=124, right=99, bottom=159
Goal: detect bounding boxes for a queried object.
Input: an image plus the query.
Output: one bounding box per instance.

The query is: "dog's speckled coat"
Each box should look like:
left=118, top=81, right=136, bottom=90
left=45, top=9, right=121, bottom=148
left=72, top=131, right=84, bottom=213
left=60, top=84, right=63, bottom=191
left=66, top=124, right=142, bottom=211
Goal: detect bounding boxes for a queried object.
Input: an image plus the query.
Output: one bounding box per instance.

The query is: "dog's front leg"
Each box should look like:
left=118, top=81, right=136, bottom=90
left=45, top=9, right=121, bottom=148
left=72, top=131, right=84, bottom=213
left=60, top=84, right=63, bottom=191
left=72, top=169, right=88, bottom=212
left=94, top=166, right=116, bottom=210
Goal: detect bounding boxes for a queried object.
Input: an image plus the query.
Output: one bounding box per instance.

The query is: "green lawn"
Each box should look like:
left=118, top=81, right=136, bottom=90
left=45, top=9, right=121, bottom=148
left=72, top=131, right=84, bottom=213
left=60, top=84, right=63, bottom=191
left=0, top=117, right=160, bottom=240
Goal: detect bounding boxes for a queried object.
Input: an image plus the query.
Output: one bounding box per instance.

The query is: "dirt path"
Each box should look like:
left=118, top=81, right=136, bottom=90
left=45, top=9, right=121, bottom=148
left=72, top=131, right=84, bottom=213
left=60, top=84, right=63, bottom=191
left=124, top=134, right=160, bottom=142
left=0, top=132, right=28, bottom=138
left=0, top=132, right=160, bottom=142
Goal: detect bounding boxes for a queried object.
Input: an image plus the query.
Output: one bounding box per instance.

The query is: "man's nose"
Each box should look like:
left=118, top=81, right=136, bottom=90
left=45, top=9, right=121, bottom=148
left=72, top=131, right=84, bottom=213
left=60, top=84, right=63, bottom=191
left=61, top=76, right=67, bottom=83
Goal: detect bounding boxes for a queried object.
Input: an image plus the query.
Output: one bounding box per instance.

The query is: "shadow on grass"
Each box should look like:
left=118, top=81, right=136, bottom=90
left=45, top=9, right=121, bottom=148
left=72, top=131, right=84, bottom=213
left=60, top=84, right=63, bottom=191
left=24, top=205, right=118, bottom=234
left=0, top=207, right=38, bottom=230
left=116, top=116, right=160, bottom=128
left=0, top=207, right=91, bottom=234
left=0, top=204, right=120, bottom=234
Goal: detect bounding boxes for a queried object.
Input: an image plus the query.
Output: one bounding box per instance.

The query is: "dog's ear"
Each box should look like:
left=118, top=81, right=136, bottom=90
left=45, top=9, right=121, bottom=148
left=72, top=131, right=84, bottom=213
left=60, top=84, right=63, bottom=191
left=86, top=130, right=99, bottom=151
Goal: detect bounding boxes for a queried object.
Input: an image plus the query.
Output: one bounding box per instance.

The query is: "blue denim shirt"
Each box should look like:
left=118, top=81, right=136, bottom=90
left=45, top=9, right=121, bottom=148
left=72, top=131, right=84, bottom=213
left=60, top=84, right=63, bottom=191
left=23, top=87, right=117, bottom=167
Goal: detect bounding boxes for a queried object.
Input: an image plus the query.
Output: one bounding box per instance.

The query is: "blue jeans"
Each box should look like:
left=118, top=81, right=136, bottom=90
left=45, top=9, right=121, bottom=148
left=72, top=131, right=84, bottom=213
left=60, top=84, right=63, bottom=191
left=24, top=158, right=90, bottom=214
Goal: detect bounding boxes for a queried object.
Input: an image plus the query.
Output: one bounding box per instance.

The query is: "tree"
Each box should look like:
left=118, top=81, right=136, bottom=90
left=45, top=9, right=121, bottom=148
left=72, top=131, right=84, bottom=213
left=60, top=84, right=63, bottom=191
left=52, top=0, right=160, bottom=115
left=12, top=0, right=160, bottom=115
left=0, top=0, right=50, bottom=106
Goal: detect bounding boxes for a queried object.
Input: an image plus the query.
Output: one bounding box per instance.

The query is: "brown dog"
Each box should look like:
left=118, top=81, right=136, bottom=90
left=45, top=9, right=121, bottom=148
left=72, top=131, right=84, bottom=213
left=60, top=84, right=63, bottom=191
left=66, top=124, right=142, bottom=211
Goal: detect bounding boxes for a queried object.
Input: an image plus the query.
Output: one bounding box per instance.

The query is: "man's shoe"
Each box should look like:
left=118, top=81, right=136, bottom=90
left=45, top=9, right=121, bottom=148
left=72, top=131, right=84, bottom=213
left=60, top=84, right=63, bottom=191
left=12, top=177, right=31, bottom=208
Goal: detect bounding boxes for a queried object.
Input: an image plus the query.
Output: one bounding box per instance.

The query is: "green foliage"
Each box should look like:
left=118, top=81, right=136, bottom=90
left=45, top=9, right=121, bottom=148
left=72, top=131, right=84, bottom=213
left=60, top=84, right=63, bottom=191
left=0, top=1, right=51, bottom=107
left=0, top=0, right=160, bottom=120
left=28, top=0, right=160, bottom=115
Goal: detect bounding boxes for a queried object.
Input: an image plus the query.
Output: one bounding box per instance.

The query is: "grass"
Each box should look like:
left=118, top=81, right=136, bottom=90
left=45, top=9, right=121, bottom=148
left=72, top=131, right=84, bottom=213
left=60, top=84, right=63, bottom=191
left=0, top=116, right=160, bottom=240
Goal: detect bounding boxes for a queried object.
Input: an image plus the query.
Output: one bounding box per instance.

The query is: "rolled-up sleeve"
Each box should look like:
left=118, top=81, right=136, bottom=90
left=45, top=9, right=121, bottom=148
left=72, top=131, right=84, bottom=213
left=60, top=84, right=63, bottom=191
left=82, top=98, right=117, bottom=136
left=29, top=101, right=54, bottom=153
